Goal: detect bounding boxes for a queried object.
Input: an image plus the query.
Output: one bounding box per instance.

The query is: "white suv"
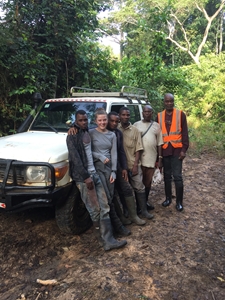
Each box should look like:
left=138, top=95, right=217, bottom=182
left=0, top=86, right=148, bottom=234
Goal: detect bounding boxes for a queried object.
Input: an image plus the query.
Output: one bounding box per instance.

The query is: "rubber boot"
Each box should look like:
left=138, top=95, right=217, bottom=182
left=92, top=221, right=103, bottom=246
left=100, top=218, right=127, bottom=251
left=136, top=192, right=154, bottom=219
left=145, top=187, right=154, bottom=210
left=109, top=203, right=131, bottom=236
left=113, top=195, right=132, bottom=225
left=175, top=183, right=183, bottom=212
left=124, top=196, right=146, bottom=225
left=162, top=181, right=172, bottom=207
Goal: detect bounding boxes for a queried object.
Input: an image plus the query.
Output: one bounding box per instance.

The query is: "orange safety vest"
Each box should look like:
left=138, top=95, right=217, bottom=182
left=158, top=108, right=183, bottom=149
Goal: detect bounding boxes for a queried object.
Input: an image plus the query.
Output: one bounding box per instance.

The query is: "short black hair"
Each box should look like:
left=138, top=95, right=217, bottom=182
left=119, top=106, right=130, bottom=114
left=164, top=93, right=174, bottom=101
left=75, top=110, right=86, bottom=118
left=108, top=111, right=119, bottom=118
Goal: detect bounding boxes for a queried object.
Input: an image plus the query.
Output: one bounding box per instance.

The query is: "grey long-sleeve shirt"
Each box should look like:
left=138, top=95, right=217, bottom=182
left=89, top=129, right=117, bottom=171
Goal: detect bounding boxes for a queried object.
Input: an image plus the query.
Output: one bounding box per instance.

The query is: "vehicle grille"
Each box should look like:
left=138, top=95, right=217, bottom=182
left=0, top=162, right=25, bottom=185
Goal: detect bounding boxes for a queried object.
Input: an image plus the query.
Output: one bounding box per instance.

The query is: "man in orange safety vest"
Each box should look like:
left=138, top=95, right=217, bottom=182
left=156, top=93, right=189, bottom=212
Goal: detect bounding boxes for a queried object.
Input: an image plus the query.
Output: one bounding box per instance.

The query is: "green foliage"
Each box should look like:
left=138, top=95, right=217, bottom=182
left=114, top=53, right=189, bottom=114
left=103, top=0, right=225, bottom=64
left=188, top=119, right=225, bottom=158
left=0, top=0, right=225, bottom=159
left=176, top=53, right=225, bottom=123
left=72, top=42, right=119, bottom=91
left=0, top=0, right=115, bottom=134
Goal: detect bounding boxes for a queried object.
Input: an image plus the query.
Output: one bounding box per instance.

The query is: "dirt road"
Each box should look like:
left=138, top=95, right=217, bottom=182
left=0, top=154, right=225, bottom=300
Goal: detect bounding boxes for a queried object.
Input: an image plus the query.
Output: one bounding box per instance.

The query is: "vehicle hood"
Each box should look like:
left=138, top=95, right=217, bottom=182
left=0, top=132, right=68, bottom=164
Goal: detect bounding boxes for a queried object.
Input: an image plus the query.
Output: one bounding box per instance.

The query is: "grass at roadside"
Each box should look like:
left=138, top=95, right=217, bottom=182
left=188, top=118, right=225, bottom=158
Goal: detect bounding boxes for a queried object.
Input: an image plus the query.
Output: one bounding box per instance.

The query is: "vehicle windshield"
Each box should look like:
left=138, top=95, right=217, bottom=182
left=30, top=101, right=107, bottom=132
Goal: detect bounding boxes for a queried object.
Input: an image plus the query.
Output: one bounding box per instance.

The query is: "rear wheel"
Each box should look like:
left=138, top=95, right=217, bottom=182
left=55, top=184, right=92, bottom=234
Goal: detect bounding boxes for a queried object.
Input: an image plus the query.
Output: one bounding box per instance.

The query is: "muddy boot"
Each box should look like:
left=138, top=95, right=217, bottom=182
left=109, top=203, right=131, bottom=236
left=92, top=221, right=103, bottom=246
left=113, top=195, right=131, bottom=225
left=124, top=196, right=146, bottom=225
left=145, top=187, right=154, bottom=210
left=162, top=181, right=172, bottom=207
left=100, top=219, right=127, bottom=251
left=136, top=192, right=154, bottom=219
left=175, top=183, right=183, bottom=212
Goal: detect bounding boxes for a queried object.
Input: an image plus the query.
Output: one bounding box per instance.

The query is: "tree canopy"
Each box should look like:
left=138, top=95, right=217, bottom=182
left=1, top=0, right=225, bottom=157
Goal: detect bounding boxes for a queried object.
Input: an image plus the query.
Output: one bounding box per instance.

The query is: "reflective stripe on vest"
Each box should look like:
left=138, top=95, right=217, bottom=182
left=158, top=109, right=183, bottom=149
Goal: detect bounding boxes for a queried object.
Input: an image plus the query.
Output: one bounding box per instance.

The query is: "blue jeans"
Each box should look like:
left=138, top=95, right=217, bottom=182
left=76, top=172, right=110, bottom=222
left=163, top=155, right=183, bottom=199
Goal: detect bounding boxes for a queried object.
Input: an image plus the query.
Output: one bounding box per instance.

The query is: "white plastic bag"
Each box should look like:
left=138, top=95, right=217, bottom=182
left=152, top=168, right=163, bottom=184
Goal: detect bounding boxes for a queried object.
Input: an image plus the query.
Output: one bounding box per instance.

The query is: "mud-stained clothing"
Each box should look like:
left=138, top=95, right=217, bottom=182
left=66, top=129, right=110, bottom=222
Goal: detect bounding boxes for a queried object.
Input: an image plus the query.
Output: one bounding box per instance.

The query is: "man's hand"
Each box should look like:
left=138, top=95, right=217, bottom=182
left=131, top=164, right=138, bottom=176
left=158, top=158, right=163, bottom=169
left=68, top=127, right=78, bottom=135
left=122, top=169, right=128, bottom=182
left=84, top=177, right=94, bottom=190
left=179, top=151, right=186, bottom=160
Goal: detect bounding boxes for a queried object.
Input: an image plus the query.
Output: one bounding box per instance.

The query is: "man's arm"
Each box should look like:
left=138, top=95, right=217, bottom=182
left=157, top=145, right=163, bottom=169
left=117, top=130, right=128, bottom=181
left=180, top=112, right=189, bottom=160
left=156, top=124, right=163, bottom=168
left=132, top=150, right=142, bottom=176
left=117, top=130, right=128, bottom=170
left=131, top=127, right=143, bottom=176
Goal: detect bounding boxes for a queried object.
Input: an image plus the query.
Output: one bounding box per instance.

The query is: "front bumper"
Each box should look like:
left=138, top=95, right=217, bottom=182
left=0, top=159, right=71, bottom=212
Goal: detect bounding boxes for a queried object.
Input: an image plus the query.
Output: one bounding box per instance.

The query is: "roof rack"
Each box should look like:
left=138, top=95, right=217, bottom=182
left=70, top=86, right=148, bottom=100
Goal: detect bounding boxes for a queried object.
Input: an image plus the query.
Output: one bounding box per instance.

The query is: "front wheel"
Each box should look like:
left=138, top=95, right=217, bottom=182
left=55, top=184, right=92, bottom=234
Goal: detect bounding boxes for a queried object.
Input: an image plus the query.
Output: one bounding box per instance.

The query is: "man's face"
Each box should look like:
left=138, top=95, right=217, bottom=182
left=108, top=115, right=120, bottom=130
left=164, top=95, right=174, bottom=111
left=119, top=109, right=130, bottom=125
left=142, top=106, right=153, bottom=122
left=75, top=113, right=88, bottom=130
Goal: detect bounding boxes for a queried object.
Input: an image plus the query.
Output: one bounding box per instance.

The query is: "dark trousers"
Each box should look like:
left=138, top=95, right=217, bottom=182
left=115, top=168, right=134, bottom=198
left=163, top=155, right=183, bottom=199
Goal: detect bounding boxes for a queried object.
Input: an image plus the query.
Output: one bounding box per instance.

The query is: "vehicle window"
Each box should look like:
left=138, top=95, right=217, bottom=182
left=127, top=105, right=141, bottom=124
left=30, top=101, right=106, bottom=132
left=110, top=105, right=125, bottom=114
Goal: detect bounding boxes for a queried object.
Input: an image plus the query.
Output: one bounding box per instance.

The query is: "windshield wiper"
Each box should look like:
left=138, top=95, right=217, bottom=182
left=40, top=121, right=58, bottom=133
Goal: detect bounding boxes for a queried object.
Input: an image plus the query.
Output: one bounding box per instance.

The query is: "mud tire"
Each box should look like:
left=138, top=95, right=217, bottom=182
left=55, top=184, right=92, bottom=234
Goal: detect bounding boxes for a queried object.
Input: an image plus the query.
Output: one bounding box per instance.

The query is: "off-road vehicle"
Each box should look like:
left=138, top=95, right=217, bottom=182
left=0, top=86, right=148, bottom=234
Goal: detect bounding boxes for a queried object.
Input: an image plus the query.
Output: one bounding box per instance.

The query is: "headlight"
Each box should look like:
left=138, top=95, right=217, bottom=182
left=26, top=166, right=49, bottom=183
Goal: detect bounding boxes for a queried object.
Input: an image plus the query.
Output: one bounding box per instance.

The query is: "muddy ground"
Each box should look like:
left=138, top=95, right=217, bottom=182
left=0, top=153, right=225, bottom=300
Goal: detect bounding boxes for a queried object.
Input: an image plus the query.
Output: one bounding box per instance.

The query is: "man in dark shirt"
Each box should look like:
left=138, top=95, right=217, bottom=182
left=67, top=110, right=127, bottom=250
left=156, top=94, right=189, bottom=211
left=107, top=112, right=146, bottom=225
